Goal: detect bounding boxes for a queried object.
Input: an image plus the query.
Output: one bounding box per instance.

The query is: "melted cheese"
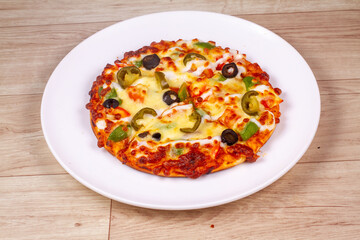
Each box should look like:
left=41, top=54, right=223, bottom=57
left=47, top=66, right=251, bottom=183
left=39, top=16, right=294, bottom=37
left=221, top=78, right=246, bottom=93
left=253, top=85, right=270, bottom=93
left=131, top=101, right=226, bottom=144
left=96, top=120, right=106, bottom=130
left=113, top=77, right=169, bottom=116
left=163, top=71, right=191, bottom=88
left=86, top=38, right=285, bottom=179
left=100, top=40, right=281, bottom=151
left=250, top=111, right=276, bottom=132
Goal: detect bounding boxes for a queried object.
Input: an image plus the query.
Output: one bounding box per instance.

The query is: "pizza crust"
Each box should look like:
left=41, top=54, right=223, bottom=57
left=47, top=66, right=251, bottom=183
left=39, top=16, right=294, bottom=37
left=86, top=39, right=282, bottom=178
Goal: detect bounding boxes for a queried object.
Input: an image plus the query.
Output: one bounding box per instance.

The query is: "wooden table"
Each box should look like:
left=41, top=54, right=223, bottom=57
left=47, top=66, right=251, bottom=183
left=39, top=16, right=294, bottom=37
left=1, top=1, right=359, bottom=239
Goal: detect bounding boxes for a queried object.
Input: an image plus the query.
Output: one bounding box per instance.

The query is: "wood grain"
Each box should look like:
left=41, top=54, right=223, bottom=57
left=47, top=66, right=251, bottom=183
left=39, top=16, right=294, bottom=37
left=0, top=0, right=360, bottom=239
left=0, top=94, right=65, bottom=176
left=0, top=23, right=110, bottom=96
left=0, top=174, right=110, bottom=240
left=300, top=93, right=360, bottom=162
left=0, top=10, right=359, bottom=95
left=0, top=87, right=358, bottom=177
left=242, top=10, right=360, bottom=81
left=109, top=161, right=360, bottom=239
left=1, top=0, right=359, bottom=27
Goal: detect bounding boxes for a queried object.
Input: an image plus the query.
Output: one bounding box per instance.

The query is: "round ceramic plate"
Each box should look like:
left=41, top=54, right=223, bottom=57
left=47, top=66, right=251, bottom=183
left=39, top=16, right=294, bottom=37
left=41, top=11, right=320, bottom=210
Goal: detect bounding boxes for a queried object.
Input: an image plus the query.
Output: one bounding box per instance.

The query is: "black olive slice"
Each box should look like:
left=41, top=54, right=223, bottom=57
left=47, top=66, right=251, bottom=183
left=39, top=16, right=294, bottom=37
left=138, top=131, right=149, bottom=138
left=103, top=99, right=119, bottom=108
left=163, top=90, right=180, bottom=105
left=222, top=62, right=239, bottom=78
left=221, top=129, right=238, bottom=146
left=142, top=54, right=160, bottom=70
left=152, top=132, right=161, bottom=141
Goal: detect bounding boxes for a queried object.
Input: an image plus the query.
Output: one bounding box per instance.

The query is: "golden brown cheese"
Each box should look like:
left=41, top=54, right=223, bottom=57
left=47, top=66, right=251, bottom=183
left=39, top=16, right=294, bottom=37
left=86, top=39, right=283, bottom=178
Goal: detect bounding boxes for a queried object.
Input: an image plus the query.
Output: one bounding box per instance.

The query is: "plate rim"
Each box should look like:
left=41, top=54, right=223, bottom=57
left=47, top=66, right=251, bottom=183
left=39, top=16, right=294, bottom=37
left=41, top=10, right=321, bottom=210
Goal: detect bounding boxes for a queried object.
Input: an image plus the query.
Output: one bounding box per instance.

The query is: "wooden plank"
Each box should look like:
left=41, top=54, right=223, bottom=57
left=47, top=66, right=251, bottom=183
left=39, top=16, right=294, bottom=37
left=0, top=94, right=66, bottom=176
left=0, top=0, right=359, bottom=28
left=0, top=86, right=359, bottom=177
left=0, top=22, right=110, bottom=96
left=0, top=1, right=358, bottom=239
left=0, top=174, right=110, bottom=240
left=240, top=11, right=360, bottom=82
left=109, top=161, right=360, bottom=239
left=300, top=93, right=360, bottom=162
left=0, top=10, right=359, bottom=96
left=318, top=79, right=360, bottom=95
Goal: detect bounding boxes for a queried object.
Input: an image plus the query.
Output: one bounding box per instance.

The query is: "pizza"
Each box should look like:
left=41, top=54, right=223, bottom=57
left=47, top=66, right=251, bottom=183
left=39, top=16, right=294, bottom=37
left=86, top=39, right=283, bottom=179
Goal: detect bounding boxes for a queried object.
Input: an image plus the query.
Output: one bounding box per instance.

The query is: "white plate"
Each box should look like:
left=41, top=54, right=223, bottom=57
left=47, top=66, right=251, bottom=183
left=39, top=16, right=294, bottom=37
left=41, top=11, right=320, bottom=210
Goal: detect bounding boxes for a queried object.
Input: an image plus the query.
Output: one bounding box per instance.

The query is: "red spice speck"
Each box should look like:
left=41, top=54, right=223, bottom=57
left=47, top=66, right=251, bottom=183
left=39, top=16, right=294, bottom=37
left=210, top=224, right=215, bottom=228
left=274, top=87, right=282, bottom=95
left=115, top=114, right=121, bottom=120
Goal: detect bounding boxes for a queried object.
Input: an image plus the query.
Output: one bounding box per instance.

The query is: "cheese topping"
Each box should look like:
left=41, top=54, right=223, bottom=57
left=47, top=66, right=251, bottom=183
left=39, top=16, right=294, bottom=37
left=87, top=39, right=283, bottom=178
left=112, top=56, right=277, bottom=139
left=96, top=120, right=106, bottom=130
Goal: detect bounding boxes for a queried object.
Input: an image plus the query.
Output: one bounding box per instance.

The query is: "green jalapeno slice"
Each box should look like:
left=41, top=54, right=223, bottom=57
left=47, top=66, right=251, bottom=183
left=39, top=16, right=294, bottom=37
left=130, top=107, right=157, bottom=131
left=155, top=71, right=169, bottom=89
left=241, top=91, right=260, bottom=116
left=180, top=110, right=201, bottom=133
left=178, top=82, right=189, bottom=102
left=117, top=66, right=141, bottom=89
left=183, top=53, right=206, bottom=66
